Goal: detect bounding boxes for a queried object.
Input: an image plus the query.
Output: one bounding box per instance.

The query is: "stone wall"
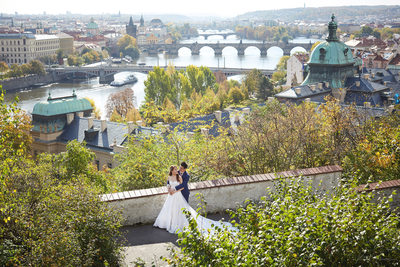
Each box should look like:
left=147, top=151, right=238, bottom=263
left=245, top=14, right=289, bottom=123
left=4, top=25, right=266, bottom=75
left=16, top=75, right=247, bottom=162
left=0, top=71, right=61, bottom=92
left=358, top=179, right=400, bottom=210
left=102, top=165, right=343, bottom=226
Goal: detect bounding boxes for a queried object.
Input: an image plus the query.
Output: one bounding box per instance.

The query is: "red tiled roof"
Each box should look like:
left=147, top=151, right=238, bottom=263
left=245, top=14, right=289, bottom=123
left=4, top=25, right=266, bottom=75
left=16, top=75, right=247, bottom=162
left=389, top=54, right=400, bottom=66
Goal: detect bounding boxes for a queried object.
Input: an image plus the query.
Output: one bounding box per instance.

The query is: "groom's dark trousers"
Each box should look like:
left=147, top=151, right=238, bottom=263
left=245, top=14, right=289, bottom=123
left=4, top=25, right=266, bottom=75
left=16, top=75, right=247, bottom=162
left=176, top=171, right=190, bottom=202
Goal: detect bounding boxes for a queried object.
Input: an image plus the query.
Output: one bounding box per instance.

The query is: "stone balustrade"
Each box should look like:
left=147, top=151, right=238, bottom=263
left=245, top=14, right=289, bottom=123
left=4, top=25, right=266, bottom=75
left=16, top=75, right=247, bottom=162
left=102, top=165, right=343, bottom=226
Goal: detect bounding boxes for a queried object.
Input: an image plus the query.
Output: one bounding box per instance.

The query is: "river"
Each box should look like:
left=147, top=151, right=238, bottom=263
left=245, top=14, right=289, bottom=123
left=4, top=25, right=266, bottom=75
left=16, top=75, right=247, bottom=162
left=5, top=35, right=319, bottom=119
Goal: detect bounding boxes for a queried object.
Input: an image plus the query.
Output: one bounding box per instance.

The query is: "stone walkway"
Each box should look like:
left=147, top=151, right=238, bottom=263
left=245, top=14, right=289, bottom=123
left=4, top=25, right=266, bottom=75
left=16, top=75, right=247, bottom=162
left=120, top=212, right=231, bottom=266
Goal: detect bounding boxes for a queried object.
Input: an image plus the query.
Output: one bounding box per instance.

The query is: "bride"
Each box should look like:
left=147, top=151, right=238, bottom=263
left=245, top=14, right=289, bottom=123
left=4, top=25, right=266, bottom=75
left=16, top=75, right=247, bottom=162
left=154, top=165, right=235, bottom=234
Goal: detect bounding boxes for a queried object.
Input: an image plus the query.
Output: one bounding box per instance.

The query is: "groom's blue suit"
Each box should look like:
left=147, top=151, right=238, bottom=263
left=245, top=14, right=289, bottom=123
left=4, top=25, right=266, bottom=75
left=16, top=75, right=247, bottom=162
left=176, top=171, right=190, bottom=202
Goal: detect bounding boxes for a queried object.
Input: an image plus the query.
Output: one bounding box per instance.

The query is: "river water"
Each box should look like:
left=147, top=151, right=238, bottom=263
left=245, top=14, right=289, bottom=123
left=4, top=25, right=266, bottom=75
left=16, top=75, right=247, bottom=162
left=5, top=35, right=319, bottom=118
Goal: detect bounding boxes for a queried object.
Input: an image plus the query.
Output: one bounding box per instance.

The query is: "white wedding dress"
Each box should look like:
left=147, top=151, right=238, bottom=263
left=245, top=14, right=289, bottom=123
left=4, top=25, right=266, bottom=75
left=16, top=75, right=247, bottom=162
left=154, top=178, right=235, bottom=234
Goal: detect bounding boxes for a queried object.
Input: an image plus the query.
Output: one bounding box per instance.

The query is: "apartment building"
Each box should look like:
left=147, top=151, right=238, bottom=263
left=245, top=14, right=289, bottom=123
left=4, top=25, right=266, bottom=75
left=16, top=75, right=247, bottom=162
left=0, top=33, right=60, bottom=64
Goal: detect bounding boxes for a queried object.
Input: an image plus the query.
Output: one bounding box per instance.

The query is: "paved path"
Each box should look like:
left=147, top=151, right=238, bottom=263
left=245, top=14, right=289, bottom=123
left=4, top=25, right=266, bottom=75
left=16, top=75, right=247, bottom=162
left=120, top=212, right=231, bottom=266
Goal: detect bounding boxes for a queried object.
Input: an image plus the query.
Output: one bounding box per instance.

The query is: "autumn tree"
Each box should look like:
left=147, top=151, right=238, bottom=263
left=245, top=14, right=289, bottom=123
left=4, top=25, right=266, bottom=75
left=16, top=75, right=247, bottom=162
left=117, top=34, right=139, bottom=59
left=106, top=88, right=135, bottom=119
left=0, top=61, right=9, bottom=73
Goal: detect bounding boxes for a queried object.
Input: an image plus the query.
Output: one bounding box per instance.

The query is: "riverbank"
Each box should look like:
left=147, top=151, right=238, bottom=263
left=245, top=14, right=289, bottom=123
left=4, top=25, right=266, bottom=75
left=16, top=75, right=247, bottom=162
left=0, top=71, right=62, bottom=92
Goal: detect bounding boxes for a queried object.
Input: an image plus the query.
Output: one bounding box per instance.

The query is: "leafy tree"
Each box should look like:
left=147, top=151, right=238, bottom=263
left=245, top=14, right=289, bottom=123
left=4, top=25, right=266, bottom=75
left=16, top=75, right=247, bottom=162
left=123, top=45, right=139, bottom=59
left=0, top=91, right=122, bottom=265
left=257, top=76, right=274, bottom=100
left=343, top=111, right=400, bottom=184
left=0, top=61, right=9, bottom=73
left=228, top=87, right=245, bottom=104
left=168, top=178, right=400, bottom=266
left=84, top=97, right=101, bottom=119
left=144, top=66, right=172, bottom=106
left=117, top=34, right=137, bottom=51
left=29, top=60, right=45, bottom=75
left=126, top=107, right=142, bottom=123
left=360, top=26, right=373, bottom=37
left=106, top=87, right=135, bottom=118
left=243, top=68, right=263, bottom=95
left=276, top=55, right=290, bottom=71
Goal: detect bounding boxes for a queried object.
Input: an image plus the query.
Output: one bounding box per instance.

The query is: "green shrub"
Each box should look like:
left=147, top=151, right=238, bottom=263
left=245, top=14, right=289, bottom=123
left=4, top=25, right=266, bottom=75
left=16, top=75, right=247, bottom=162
left=167, top=178, right=400, bottom=266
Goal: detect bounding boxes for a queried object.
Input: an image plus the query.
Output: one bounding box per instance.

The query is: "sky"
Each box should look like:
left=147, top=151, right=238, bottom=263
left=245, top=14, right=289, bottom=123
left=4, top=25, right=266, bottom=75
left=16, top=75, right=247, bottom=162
left=2, top=0, right=399, bottom=17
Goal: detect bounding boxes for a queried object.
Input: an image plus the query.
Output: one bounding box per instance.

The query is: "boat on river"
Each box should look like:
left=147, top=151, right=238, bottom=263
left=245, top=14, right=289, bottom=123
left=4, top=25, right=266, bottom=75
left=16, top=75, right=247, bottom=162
left=110, top=74, right=138, bottom=87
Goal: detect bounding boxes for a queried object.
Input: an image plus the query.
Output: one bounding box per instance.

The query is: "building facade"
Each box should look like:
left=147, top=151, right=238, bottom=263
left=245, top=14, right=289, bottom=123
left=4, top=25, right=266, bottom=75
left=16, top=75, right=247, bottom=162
left=0, top=33, right=60, bottom=65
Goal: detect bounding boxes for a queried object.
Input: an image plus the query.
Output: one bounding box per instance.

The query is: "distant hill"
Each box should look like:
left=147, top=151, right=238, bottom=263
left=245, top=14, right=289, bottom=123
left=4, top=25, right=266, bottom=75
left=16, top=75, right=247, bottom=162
left=237, top=6, right=400, bottom=23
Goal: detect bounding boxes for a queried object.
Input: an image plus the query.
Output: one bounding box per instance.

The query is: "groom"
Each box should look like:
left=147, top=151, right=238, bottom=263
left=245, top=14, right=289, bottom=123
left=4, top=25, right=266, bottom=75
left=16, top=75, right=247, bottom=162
left=169, top=162, right=190, bottom=202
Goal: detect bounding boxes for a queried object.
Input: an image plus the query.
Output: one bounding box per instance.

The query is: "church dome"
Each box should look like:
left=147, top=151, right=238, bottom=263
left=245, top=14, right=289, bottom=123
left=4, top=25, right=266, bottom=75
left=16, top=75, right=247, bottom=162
left=33, top=93, right=92, bottom=116
left=308, top=15, right=354, bottom=66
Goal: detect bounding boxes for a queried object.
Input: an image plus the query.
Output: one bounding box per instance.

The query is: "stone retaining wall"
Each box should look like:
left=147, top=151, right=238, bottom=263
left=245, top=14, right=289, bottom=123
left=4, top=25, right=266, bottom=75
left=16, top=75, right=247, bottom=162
left=102, top=165, right=343, bottom=226
left=0, top=71, right=61, bottom=92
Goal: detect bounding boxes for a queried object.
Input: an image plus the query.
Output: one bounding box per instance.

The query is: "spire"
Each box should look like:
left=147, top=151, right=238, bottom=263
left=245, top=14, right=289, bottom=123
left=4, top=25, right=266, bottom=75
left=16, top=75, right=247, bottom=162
left=129, top=16, right=134, bottom=26
left=47, top=91, right=52, bottom=101
left=326, top=14, right=338, bottom=42
left=72, top=89, right=76, bottom=97
left=140, top=14, right=144, bottom=27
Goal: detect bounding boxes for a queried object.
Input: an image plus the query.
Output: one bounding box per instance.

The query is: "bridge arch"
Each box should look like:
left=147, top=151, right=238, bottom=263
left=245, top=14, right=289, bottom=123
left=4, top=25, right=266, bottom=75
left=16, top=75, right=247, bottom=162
left=198, top=45, right=217, bottom=55
left=221, top=45, right=238, bottom=55
left=243, top=46, right=262, bottom=56
left=267, top=46, right=284, bottom=57
left=290, top=46, right=307, bottom=55
left=177, top=46, right=192, bottom=55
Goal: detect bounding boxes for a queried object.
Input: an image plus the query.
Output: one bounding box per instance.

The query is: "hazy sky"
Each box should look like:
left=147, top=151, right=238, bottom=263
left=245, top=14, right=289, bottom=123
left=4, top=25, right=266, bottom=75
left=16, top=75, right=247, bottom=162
left=2, top=0, right=399, bottom=17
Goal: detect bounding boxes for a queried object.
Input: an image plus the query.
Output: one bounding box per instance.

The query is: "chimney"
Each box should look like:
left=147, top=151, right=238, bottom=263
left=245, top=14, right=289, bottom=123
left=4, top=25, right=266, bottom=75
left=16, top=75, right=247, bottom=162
left=363, top=73, right=370, bottom=80
left=325, top=81, right=330, bottom=88
left=318, top=83, right=323, bottom=89
left=200, top=128, right=209, bottom=137
left=267, top=97, right=275, bottom=102
left=364, top=102, right=371, bottom=108
left=127, top=121, right=135, bottom=133
left=66, top=113, right=74, bottom=125
left=356, top=80, right=361, bottom=87
left=136, top=120, right=143, bottom=127
left=243, top=108, right=250, bottom=115
left=101, top=120, right=107, bottom=132
left=214, top=110, right=222, bottom=124
left=310, top=84, right=316, bottom=91
left=371, top=73, right=375, bottom=78
left=295, top=87, right=301, bottom=95
left=76, top=111, right=83, bottom=117
left=88, top=117, right=94, bottom=129
left=383, top=81, right=388, bottom=86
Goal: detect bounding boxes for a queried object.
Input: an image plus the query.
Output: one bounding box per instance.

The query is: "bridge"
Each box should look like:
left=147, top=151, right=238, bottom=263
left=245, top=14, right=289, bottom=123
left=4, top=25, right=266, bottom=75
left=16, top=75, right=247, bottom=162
left=50, top=65, right=275, bottom=84
left=197, top=32, right=237, bottom=40
left=139, top=41, right=313, bottom=56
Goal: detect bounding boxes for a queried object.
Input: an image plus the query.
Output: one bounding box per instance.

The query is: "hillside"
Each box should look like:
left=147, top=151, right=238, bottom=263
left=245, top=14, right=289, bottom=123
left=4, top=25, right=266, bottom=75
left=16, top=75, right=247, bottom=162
left=237, top=5, right=400, bottom=23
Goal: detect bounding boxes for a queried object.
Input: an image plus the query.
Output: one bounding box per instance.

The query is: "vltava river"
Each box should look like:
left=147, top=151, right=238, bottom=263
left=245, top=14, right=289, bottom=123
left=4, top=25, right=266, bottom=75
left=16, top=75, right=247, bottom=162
left=5, top=34, right=318, bottom=119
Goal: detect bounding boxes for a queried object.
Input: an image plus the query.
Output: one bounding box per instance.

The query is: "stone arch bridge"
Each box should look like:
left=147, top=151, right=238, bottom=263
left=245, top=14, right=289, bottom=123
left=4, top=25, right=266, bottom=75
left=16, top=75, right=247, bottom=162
left=139, top=41, right=312, bottom=56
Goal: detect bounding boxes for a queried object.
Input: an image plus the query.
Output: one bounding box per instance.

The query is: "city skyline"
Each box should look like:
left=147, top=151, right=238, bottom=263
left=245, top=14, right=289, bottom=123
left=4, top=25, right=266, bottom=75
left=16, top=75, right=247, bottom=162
left=2, top=0, right=400, bottom=18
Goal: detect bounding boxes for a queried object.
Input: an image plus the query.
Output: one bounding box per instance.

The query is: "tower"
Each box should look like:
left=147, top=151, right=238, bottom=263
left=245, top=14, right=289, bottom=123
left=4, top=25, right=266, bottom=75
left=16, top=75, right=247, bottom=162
left=126, top=16, right=137, bottom=38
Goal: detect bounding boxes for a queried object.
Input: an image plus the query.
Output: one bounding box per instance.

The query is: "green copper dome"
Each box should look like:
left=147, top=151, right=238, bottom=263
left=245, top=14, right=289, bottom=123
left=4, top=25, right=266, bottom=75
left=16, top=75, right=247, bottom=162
left=302, top=14, right=357, bottom=88
left=87, top=18, right=99, bottom=29
left=308, top=15, right=354, bottom=66
left=33, top=93, right=92, bottom=116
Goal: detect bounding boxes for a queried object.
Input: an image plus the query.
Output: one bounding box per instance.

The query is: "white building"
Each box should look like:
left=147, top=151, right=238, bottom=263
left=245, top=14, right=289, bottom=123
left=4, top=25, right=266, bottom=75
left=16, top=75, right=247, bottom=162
left=286, top=53, right=309, bottom=87
left=0, top=33, right=60, bottom=65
